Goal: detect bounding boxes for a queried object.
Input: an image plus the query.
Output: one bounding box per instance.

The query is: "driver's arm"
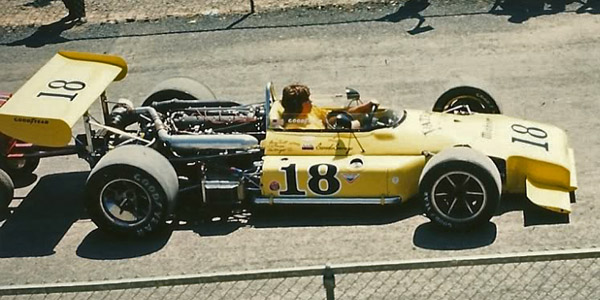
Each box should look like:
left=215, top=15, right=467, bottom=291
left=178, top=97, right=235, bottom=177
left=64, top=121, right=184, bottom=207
left=349, top=100, right=379, bottom=129
left=347, top=100, right=378, bottom=114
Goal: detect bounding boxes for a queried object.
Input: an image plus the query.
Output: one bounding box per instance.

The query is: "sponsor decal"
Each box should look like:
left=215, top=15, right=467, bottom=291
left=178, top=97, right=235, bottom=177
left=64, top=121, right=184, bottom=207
left=419, top=113, right=438, bottom=135
left=286, top=118, right=309, bottom=124
left=269, top=181, right=280, bottom=191
left=13, top=117, right=49, bottom=125
left=481, top=118, right=493, bottom=139
left=341, top=173, right=360, bottom=184
left=391, top=176, right=399, bottom=184
left=302, top=144, right=314, bottom=150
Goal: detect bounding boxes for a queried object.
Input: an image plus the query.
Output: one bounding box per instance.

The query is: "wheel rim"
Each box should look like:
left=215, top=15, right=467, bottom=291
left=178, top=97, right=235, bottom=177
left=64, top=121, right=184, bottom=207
left=99, top=178, right=152, bottom=227
left=444, top=95, right=490, bottom=113
left=430, top=171, right=487, bottom=223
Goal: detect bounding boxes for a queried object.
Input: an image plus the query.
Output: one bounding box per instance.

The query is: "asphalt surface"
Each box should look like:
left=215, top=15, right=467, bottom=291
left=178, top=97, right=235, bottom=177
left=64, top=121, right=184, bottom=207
left=0, top=1, right=599, bottom=286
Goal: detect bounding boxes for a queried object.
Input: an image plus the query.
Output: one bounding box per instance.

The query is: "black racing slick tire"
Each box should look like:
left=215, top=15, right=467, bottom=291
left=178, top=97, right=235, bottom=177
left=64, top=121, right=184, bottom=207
left=0, top=169, right=14, bottom=217
left=85, top=145, right=179, bottom=237
left=419, top=147, right=502, bottom=230
left=433, top=86, right=501, bottom=114
left=142, top=77, right=217, bottom=107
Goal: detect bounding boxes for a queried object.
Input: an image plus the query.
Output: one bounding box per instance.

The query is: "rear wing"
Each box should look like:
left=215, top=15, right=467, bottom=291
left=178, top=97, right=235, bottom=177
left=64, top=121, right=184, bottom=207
left=0, top=51, right=127, bottom=147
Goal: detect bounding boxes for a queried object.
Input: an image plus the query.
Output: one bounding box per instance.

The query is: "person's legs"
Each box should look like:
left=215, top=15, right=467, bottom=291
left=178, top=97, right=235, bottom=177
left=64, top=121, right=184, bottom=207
left=61, top=0, right=76, bottom=20
left=61, top=0, right=86, bottom=23
left=75, top=0, right=86, bottom=18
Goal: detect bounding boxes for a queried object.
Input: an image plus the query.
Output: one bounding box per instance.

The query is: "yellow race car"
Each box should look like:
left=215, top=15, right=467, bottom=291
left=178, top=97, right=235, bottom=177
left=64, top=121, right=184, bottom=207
left=0, top=51, right=577, bottom=236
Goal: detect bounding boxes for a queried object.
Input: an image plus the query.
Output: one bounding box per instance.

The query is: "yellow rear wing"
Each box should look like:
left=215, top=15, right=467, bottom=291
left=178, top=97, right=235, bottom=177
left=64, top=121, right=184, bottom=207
left=0, top=51, right=127, bottom=147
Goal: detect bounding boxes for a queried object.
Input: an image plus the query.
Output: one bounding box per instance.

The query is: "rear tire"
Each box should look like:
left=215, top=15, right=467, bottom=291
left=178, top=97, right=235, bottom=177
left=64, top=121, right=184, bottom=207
left=142, top=77, right=217, bottom=107
left=85, top=145, right=179, bottom=237
left=0, top=169, right=14, bottom=217
left=419, top=147, right=501, bottom=230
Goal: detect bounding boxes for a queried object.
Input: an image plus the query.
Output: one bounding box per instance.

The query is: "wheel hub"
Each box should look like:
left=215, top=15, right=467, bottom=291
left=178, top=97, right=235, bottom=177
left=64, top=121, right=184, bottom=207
left=100, top=178, right=152, bottom=226
left=431, top=171, right=487, bottom=222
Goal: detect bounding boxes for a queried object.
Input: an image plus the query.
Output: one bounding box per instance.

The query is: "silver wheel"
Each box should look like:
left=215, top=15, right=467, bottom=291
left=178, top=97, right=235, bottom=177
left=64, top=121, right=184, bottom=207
left=431, top=171, right=487, bottom=223
left=419, top=147, right=502, bottom=230
left=86, top=145, right=178, bottom=237
left=100, top=178, right=152, bottom=227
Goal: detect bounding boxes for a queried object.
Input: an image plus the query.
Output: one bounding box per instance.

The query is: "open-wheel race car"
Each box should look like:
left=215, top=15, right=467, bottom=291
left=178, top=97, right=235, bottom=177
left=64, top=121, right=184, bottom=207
left=0, top=51, right=577, bottom=236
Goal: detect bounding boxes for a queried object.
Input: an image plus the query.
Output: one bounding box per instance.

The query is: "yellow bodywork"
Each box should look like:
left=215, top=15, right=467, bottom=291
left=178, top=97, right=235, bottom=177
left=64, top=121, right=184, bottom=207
left=0, top=51, right=127, bottom=147
left=262, top=155, right=424, bottom=201
left=261, top=105, right=577, bottom=213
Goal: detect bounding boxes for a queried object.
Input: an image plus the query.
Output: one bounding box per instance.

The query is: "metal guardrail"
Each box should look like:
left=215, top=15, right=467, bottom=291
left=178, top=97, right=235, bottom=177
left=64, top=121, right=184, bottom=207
left=2, top=248, right=600, bottom=299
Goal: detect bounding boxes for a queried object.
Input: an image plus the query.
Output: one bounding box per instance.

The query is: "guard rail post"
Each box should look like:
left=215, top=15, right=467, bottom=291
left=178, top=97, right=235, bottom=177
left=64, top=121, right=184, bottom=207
left=323, top=265, right=336, bottom=300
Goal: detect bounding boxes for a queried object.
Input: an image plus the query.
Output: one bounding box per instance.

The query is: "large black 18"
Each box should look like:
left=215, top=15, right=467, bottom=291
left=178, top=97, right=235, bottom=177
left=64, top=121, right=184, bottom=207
left=280, top=163, right=341, bottom=196
left=308, top=163, right=340, bottom=195
left=280, top=164, right=306, bottom=196
left=511, top=124, right=549, bottom=151
left=36, top=80, right=86, bottom=102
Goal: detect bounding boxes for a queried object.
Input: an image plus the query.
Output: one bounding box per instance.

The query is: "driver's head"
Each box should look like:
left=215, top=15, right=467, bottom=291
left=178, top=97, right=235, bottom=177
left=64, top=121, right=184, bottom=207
left=282, top=84, right=311, bottom=115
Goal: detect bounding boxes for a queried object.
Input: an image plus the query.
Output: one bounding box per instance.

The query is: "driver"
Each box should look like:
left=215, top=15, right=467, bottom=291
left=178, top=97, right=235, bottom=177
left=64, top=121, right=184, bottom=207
left=281, top=84, right=377, bottom=130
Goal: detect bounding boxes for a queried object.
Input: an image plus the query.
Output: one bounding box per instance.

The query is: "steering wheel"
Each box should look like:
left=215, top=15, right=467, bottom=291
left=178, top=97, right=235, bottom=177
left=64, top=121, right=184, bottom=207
left=326, top=111, right=354, bottom=130
left=364, top=101, right=380, bottom=129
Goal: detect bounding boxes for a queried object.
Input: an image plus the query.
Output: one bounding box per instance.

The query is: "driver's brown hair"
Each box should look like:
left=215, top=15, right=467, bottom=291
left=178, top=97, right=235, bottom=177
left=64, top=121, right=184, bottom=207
left=281, top=84, right=310, bottom=115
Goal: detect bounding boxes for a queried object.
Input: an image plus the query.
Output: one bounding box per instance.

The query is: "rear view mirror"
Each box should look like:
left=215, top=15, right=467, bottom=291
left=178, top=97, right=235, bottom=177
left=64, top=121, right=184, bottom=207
left=345, top=87, right=360, bottom=101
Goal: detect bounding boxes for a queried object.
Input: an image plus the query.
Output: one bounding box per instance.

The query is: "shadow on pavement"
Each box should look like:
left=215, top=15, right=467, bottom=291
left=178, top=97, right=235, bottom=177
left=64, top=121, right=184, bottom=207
left=249, top=200, right=423, bottom=228
left=0, top=171, right=87, bottom=258
left=490, top=0, right=579, bottom=23
left=412, top=193, right=570, bottom=250
left=413, top=222, right=497, bottom=250
left=182, top=199, right=425, bottom=237
left=498, top=194, right=570, bottom=226
left=171, top=192, right=570, bottom=251
left=0, top=170, right=572, bottom=258
left=12, top=174, right=38, bottom=189
left=23, top=0, right=54, bottom=8
left=376, top=0, right=434, bottom=35
left=576, top=0, right=600, bottom=13
left=7, top=19, right=76, bottom=48
left=76, top=229, right=171, bottom=260
left=4, top=0, right=597, bottom=47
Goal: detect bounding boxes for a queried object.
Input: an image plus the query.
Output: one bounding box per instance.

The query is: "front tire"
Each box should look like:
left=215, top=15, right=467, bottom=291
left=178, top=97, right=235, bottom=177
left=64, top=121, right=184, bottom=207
left=433, top=86, right=501, bottom=114
left=419, top=147, right=501, bottom=230
left=85, top=145, right=179, bottom=237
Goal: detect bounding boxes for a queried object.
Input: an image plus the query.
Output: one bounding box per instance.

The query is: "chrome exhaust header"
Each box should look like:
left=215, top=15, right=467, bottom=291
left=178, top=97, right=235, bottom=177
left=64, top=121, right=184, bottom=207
left=133, top=107, right=259, bottom=151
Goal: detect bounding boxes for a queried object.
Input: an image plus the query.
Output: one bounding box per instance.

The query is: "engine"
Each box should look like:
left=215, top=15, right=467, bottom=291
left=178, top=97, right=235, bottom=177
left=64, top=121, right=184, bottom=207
left=103, top=99, right=265, bottom=206
left=107, top=99, right=266, bottom=152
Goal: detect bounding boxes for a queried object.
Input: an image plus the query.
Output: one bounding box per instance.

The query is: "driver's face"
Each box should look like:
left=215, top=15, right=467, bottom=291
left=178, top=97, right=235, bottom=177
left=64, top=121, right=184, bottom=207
left=301, top=99, right=312, bottom=114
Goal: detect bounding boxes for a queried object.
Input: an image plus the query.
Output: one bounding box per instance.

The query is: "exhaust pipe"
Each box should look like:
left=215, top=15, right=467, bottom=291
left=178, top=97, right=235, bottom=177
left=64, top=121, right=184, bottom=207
left=133, top=107, right=258, bottom=151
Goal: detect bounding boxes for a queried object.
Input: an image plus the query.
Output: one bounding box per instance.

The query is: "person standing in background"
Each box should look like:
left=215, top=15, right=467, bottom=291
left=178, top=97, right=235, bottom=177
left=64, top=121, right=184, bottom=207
left=61, top=0, right=86, bottom=24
